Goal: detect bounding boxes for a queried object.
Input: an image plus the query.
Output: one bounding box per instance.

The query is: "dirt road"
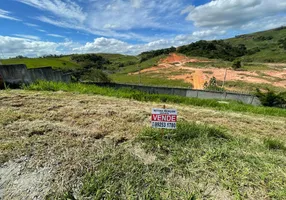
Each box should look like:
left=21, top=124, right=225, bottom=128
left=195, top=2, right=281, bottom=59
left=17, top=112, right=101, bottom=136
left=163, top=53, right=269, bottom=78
left=192, top=70, right=205, bottom=89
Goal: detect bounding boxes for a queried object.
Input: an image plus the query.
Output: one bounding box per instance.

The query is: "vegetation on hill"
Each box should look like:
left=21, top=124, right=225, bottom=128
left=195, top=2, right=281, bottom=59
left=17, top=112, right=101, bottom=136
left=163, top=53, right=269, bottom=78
left=139, top=46, right=176, bottom=62
left=226, top=26, right=286, bottom=62
left=177, top=40, right=248, bottom=61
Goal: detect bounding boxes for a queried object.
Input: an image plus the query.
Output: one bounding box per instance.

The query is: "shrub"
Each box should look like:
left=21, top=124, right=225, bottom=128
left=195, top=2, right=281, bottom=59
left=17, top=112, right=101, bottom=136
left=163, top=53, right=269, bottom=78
left=278, top=38, right=286, bottom=50
left=232, top=60, right=242, bottom=70
left=256, top=89, right=286, bottom=108
left=204, top=77, right=225, bottom=91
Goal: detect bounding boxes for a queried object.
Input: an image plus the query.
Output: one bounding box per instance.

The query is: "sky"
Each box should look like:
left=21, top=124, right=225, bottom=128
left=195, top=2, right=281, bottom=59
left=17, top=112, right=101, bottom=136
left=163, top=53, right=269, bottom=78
left=0, top=0, right=286, bottom=58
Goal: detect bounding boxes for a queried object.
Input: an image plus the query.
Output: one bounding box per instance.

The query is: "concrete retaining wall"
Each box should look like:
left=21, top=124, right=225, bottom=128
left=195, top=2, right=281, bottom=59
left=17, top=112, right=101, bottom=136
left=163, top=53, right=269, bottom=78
left=0, top=64, right=31, bottom=87
left=0, top=64, right=71, bottom=87
left=89, top=82, right=261, bottom=106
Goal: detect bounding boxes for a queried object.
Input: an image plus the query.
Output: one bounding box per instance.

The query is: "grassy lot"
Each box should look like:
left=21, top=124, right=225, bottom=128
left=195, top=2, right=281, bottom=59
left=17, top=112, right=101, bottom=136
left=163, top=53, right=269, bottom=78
left=0, top=89, right=286, bottom=199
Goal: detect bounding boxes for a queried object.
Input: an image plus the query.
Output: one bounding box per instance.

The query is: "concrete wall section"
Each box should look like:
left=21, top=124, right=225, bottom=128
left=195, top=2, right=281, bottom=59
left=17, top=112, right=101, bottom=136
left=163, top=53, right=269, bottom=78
left=186, top=90, right=199, bottom=98
left=225, top=93, right=252, bottom=104
left=0, top=64, right=71, bottom=88
left=0, top=64, right=32, bottom=86
left=198, top=90, right=225, bottom=100
left=87, top=82, right=261, bottom=106
left=53, top=71, right=64, bottom=82
left=62, top=73, right=72, bottom=83
left=28, top=67, right=54, bottom=82
left=173, top=88, right=187, bottom=96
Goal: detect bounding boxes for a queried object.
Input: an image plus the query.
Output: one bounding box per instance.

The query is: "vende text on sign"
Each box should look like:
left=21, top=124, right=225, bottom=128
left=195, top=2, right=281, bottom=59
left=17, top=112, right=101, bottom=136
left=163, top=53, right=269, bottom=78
left=151, top=108, right=177, bottom=129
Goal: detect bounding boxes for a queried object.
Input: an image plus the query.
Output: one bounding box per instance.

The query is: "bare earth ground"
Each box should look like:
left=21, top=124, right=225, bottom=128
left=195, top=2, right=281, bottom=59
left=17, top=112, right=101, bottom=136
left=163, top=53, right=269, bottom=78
left=1, top=90, right=286, bottom=199
left=131, top=53, right=286, bottom=90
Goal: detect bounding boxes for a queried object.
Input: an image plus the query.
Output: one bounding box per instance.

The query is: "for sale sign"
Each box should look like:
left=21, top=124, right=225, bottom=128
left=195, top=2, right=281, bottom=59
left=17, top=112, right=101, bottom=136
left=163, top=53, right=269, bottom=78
left=151, top=108, right=177, bottom=129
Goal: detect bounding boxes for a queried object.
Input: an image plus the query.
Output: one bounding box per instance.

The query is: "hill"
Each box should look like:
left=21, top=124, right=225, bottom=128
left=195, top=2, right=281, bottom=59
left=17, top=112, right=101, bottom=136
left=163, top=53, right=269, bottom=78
left=226, top=26, right=286, bottom=62
left=1, top=87, right=286, bottom=199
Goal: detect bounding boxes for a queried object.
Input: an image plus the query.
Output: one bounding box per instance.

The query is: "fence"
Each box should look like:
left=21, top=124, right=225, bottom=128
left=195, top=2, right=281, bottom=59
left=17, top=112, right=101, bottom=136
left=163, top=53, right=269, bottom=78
left=86, top=82, right=261, bottom=106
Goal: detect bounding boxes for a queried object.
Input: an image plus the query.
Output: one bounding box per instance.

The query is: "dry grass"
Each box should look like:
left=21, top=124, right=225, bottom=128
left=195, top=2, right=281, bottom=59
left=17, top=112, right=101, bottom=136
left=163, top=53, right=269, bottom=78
left=0, top=90, right=286, bottom=199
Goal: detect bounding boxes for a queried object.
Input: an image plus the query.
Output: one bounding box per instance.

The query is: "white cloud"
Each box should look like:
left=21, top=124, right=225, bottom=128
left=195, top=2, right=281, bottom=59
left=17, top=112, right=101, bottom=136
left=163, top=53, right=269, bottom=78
left=0, top=35, right=77, bottom=58
left=17, top=0, right=187, bottom=41
left=18, top=0, right=86, bottom=23
left=73, top=37, right=131, bottom=54
left=87, top=0, right=184, bottom=32
left=241, top=16, right=286, bottom=31
left=0, top=9, right=20, bottom=21
left=12, top=34, right=41, bottom=40
left=24, top=23, right=39, bottom=27
left=131, top=0, right=142, bottom=8
left=37, top=29, right=47, bottom=33
left=183, top=0, right=286, bottom=28
left=47, top=33, right=65, bottom=38
left=192, top=28, right=226, bottom=38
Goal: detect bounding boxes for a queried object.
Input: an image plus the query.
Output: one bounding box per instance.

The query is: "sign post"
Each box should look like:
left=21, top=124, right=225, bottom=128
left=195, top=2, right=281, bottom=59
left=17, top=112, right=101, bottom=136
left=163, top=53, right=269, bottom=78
left=151, top=108, right=177, bottom=130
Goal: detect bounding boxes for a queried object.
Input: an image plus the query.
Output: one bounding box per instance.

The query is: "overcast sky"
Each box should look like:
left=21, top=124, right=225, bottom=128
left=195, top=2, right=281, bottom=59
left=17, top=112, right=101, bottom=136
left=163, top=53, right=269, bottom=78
left=0, top=0, right=286, bottom=58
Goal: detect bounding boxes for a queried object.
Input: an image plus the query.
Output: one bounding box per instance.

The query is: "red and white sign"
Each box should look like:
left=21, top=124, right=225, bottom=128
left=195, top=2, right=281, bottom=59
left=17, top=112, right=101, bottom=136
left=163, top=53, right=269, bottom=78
left=151, top=108, right=177, bottom=129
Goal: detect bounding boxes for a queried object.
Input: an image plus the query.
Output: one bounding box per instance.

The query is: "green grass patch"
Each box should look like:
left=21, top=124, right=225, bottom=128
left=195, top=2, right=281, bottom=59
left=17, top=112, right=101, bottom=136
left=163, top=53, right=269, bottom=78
left=25, top=81, right=286, bottom=117
left=61, top=122, right=286, bottom=199
left=111, top=73, right=192, bottom=88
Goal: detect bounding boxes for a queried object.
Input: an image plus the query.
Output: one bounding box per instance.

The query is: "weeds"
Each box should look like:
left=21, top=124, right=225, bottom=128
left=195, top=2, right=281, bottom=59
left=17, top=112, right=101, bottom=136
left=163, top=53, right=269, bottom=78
left=264, top=138, right=286, bottom=151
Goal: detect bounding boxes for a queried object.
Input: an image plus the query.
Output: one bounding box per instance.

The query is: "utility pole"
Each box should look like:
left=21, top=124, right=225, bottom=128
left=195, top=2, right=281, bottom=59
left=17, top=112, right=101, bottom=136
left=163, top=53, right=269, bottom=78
left=138, top=64, right=141, bottom=85
left=137, top=56, right=142, bottom=85
left=222, top=68, right=228, bottom=88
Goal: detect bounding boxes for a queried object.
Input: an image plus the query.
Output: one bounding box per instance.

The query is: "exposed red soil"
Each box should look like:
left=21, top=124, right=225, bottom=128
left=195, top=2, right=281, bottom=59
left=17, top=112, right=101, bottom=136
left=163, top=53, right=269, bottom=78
left=131, top=53, right=286, bottom=90
left=161, top=53, right=210, bottom=64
